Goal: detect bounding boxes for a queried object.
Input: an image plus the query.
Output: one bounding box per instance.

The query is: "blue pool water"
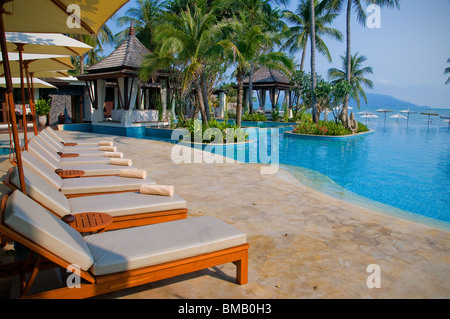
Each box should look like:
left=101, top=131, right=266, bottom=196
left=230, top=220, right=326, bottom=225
left=179, top=108, right=449, bottom=226
left=64, top=107, right=450, bottom=227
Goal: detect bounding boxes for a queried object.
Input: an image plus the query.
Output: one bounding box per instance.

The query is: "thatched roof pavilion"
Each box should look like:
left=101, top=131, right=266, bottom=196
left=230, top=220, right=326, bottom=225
left=77, top=23, right=167, bottom=126
left=242, top=67, right=293, bottom=110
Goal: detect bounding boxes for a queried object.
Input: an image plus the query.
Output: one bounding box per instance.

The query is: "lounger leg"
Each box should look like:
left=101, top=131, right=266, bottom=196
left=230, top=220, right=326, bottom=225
left=233, top=249, right=248, bottom=285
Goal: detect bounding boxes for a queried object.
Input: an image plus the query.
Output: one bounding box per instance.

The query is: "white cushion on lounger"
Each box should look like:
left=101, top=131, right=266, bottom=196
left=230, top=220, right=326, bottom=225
left=84, top=216, right=246, bottom=276
left=62, top=163, right=137, bottom=176
left=22, top=151, right=62, bottom=190
left=4, top=191, right=94, bottom=271
left=11, top=167, right=71, bottom=217
left=61, top=175, right=156, bottom=195
left=40, top=131, right=107, bottom=156
left=68, top=192, right=186, bottom=217
left=59, top=157, right=110, bottom=165
left=28, top=143, right=136, bottom=176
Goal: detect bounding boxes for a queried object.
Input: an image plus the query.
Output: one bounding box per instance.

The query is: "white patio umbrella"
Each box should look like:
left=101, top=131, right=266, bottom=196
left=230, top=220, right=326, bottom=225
left=440, top=115, right=450, bottom=127
left=389, top=113, right=407, bottom=123
left=361, top=114, right=378, bottom=125
left=421, top=111, right=439, bottom=128
left=376, top=108, right=394, bottom=124
left=400, top=109, right=417, bottom=126
left=0, top=77, right=56, bottom=89
left=0, top=0, right=130, bottom=194
left=1, top=52, right=74, bottom=145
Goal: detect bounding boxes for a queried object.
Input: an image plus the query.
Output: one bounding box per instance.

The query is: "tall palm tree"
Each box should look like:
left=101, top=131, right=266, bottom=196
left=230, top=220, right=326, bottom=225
left=330, top=0, right=399, bottom=125
left=115, top=0, right=164, bottom=51
left=328, top=52, right=373, bottom=108
left=282, top=0, right=342, bottom=72
left=70, top=24, right=114, bottom=75
left=140, top=0, right=225, bottom=125
left=309, top=0, right=319, bottom=123
left=223, top=12, right=293, bottom=126
left=445, top=58, right=450, bottom=85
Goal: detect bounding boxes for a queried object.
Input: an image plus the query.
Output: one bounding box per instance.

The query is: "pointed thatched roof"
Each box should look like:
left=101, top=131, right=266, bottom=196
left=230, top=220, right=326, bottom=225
left=86, top=24, right=150, bottom=73
left=243, top=67, right=291, bottom=89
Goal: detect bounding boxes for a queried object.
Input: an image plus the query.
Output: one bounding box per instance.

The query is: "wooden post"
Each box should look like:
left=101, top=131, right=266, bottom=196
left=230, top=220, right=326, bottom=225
left=0, top=5, right=27, bottom=194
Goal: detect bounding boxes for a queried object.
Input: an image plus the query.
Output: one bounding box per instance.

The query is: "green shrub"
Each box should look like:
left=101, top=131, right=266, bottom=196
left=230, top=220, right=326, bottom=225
left=292, top=120, right=369, bottom=136
left=177, top=119, right=248, bottom=143
left=35, top=98, right=51, bottom=116
left=242, top=112, right=267, bottom=122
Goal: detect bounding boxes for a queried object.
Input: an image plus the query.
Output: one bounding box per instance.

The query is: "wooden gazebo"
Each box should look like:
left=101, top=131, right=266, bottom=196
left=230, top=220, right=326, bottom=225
left=77, top=24, right=166, bottom=127
left=242, top=67, right=293, bottom=110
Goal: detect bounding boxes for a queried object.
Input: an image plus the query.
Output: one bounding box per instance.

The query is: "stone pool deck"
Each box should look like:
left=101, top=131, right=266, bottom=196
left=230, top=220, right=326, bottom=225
left=0, top=130, right=449, bottom=299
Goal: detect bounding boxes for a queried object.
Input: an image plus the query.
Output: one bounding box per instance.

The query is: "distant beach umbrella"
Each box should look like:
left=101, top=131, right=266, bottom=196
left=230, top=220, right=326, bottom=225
left=389, top=113, right=407, bottom=123
left=376, top=109, right=394, bottom=124
left=421, top=111, right=439, bottom=128
left=440, top=116, right=450, bottom=127
left=360, top=113, right=378, bottom=124
left=400, top=109, right=417, bottom=126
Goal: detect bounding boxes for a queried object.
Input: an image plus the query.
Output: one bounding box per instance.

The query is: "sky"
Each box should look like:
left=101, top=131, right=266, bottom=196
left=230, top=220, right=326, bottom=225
left=105, top=0, right=450, bottom=109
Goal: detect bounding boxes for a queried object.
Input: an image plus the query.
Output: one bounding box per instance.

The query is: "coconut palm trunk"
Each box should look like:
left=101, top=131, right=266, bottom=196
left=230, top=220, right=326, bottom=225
left=195, top=77, right=208, bottom=126
left=342, top=0, right=352, bottom=126
left=310, top=0, right=319, bottom=123
left=236, top=70, right=244, bottom=127
left=248, top=63, right=254, bottom=114
left=200, top=71, right=211, bottom=120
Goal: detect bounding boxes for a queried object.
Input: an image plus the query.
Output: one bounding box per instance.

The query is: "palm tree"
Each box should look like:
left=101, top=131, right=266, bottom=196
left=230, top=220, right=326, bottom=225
left=328, top=52, right=373, bottom=109
left=445, top=58, right=450, bottom=85
left=140, top=0, right=225, bottom=125
left=282, top=0, right=342, bottom=72
left=70, top=24, right=114, bottom=75
left=223, top=12, right=293, bottom=126
left=115, top=0, right=164, bottom=51
left=330, top=0, right=399, bottom=125
left=309, top=0, right=319, bottom=123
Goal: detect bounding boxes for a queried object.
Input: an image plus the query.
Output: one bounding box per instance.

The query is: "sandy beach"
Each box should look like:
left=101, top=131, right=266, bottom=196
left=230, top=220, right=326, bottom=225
left=0, top=130, right=449, bottom=299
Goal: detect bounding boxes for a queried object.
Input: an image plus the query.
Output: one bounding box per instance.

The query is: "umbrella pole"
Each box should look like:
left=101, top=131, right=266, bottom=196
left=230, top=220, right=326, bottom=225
left=17, top=43, right=29, bottom=150
left=0, top=6, right=27, bottom=194
left=24, top=65, right=38, bottom=136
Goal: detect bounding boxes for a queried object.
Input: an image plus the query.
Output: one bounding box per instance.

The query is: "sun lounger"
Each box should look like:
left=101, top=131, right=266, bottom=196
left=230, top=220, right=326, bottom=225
left=6, top=165, right=187, bottom=230
left=0, top=190, right=248, bottom=298
left=43, top=127, right=114, bottom=148
left=4, top=164, right=155, bottom=198
left=30, top=136, right=112, bottom=165
left=33, top=131, right=117, bottom=158
left=27, top=143, right=136, bottom=177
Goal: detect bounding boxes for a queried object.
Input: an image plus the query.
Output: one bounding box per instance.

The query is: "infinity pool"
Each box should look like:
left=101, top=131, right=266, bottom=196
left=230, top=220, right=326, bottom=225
left=186, top=110, right=450, bottom=227
left=64, top=108, right=450, bottom=227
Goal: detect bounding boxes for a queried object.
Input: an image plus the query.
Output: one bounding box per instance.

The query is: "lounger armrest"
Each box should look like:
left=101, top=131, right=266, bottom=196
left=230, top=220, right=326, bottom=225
left=62, top=214, right=76, bottom=224
left=57, top=152, right=80, bottom=158
left=55, top=169, right=86, bottom=179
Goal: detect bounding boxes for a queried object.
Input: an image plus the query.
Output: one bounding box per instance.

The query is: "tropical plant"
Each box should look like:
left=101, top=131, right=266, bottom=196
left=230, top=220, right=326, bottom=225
left=139, top=0, right=226, bottom=125
left=69, top=24, right=114, bottom=75
left=309, top=0, right=319, bottom=123
left=445, top=58, right=450, bottom=85
left=222, top=11, right=293, bottom=127
left=114, top=0, right=164, bottom=51
left=242, top=112, right=268, bottom=121
left=282, top=0, right=342, bottom=72
left=328, top=52, right=373, bottom=109
left=35, top=98, right=51, bottom=116
left=328, top=0, right=400, bottom=125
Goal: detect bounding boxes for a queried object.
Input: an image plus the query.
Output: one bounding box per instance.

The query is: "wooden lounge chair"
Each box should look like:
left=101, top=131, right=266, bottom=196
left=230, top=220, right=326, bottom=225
left=4, top=164, right=155, bottom=198
left=39, top=130, right=119, bottom=157
left=31, top=136, right=118, bottom=165
left=42, top=127, right=114, bottom=149
left=3, top=166, right=187, bottom=230
left=0, top=191, right=248, bottom=299
left=27, top=143, right=136, bottom=177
